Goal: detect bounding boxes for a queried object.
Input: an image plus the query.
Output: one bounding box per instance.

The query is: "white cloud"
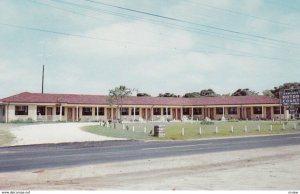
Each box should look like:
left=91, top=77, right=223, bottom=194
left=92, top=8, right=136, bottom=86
left=57, top=20, right=194, bottom=59
left=0, top=0, right=299, bottom=98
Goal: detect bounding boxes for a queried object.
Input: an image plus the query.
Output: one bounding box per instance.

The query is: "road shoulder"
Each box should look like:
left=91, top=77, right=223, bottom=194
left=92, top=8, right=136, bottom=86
left=1, top=144, right=300, bottom=190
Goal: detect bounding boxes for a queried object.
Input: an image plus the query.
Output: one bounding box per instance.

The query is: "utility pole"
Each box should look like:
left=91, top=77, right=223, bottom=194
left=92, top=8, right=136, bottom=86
left=42, top=65, right=44, bottom=94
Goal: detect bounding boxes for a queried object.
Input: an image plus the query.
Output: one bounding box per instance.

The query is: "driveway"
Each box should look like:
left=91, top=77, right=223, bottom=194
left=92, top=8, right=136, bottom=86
left=9, top=122, right=124, bottom=146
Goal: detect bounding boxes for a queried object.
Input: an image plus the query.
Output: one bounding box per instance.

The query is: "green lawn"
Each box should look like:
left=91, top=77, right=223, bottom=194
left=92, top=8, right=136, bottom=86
left=82, top=120, right=300, bottom=140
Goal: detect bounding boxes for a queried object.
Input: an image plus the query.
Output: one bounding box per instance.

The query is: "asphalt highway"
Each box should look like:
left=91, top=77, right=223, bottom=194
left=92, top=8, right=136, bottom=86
left=0, top=133, right=300, bottom=172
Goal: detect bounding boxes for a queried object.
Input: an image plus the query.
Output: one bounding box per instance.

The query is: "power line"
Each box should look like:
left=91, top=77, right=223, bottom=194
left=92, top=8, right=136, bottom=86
left=0, top=22, right=290, bottom=62
left=27, top=0, right=101, bottom=22
left=84, top=0, right=300, bottom=47
left=185, top=0, right=295, bottom=28
left=49, top=0, right=300, bottom=50
left=27, top=0, right=295, bottom=61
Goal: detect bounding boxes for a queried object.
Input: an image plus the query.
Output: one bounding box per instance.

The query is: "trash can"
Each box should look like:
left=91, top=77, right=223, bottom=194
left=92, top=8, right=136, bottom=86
left=154, top=125, right=165, bottom=137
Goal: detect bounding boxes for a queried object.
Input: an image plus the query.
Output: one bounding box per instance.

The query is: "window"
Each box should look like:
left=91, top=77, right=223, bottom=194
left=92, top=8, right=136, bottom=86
left=253, top=107, right=262, bottom=114
left=15, top=106, right=28, bottom=115
left=193, top=108, right=202, bottom=115
left=37, top=106, right=46, bottom=115
left=153, top=108, right=161, bottom=115
left=183, top=108, right=190, bottom=115
left=273, top=106, right=284, bottom=114
left=121, top=108, right=129, bottom=115
left=82, top=107, right=92, bottom=116
left=56, top=107, right=65, bottom=115
left=95, top=107, right=105, bottom=116
left=228, top=107, right=237, bottom=115
left=163, top=108, right=170, bottom=115
left=131, top=108, right=140, bottom=115
left=216, top=107, right=223, bottom=115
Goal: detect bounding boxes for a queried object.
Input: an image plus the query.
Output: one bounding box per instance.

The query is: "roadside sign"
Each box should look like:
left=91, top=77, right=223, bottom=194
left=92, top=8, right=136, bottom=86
left=281, top=89, right=300, bottom=106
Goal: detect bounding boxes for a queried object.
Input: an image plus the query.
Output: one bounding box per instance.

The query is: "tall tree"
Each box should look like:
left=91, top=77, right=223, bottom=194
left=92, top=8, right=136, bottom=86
left=107, top=85, right=133, bottom=121
left=158, top=92, right=180, bottom=97
left=270, top=82, right=300, bottom=98
left=232, top=88, right=258, bottom=96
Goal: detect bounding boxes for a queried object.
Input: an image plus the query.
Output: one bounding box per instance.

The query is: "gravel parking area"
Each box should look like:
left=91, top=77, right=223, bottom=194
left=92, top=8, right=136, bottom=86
left=9, top=122, right=124, bottom=146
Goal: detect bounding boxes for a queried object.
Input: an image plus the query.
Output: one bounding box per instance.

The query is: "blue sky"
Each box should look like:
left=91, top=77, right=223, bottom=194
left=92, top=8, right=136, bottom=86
left=0, top=0, right=299, bottom=98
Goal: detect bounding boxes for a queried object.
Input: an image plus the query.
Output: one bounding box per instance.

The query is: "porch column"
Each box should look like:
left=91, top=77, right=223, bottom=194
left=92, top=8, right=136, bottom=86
left=284, top=106, right=287, bottom=120
left=279, top=106, right=282, bottom=120
left=5, top=104, right=8, bottom=123
left=151, top=107, right=153, bottom=121
left=133, top=107, right=136, bottom=121
left=59, top=104, right=63, bottom=121
left=191, top=107, right=194, bottom=120
left=104, top=107, right=107, bottom=120
left=175, top=108, right=178, bottom=120
left=181, top=107, right=183, bottom=120
left=96, top=106, right=99, bottom=121
left=222, top=106, right=225, bottom=120
left=76, top=106, right=79, bottom=122
left=261, top=106, right=264, bottom=119
left=161, top=107, right=163, bottom=116
left=111, top=107, right=113, bottom=120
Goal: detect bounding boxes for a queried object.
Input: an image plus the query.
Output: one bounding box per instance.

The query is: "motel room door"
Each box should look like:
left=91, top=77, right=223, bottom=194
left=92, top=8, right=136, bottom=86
left=46, top=107, right=53, bottom=121
left=113, top=108, right=117, bottom=120
left=67, top=108, right=73, bottom=121
left=107, top=108, right=111, bottom=120
left=209, top=108, right=214, bottom=120
left=246, top=108, right=251, bottom=120
left=141, top=108, right=146, bottom=120
left=172, top=109, right=176, bottom=120
left=146, top=108, right=151, bottom=120
left=266, top=107, right=271, bottom=119
left=176, top=109, right=181, bottom=120
left=209, top=108, right=215, bottom=120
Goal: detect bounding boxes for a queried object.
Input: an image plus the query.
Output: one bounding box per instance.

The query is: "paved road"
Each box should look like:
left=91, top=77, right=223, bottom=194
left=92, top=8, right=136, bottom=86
left=0, top=133, right=300, bottom=172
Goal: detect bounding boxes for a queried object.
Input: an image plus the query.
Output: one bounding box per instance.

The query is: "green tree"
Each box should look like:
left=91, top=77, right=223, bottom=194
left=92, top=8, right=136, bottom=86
left=107, top=85, right=133, bottom=121
left=262, top=90, right=275, bottom=97
left=199, top=89, right=218, bottom=97
left=184, top=89, right=219, bottom=98
left=137, top=93, right=151, bottom=97
left=231, top=88, right=258, bottom=96
left=158, top=92, right=180, bottom=97
left=183, top=92, right=201, bottom=98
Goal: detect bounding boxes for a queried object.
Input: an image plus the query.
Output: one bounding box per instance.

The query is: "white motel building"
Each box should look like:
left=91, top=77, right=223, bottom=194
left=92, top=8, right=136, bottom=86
left=0, top=92, right=298, bottom=123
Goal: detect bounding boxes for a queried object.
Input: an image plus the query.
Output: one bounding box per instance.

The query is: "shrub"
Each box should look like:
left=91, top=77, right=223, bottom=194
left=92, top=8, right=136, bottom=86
left=200, top=120, right=214, bottom=125
left=10, top=118, right=34, bottom=123
left=227, top=119, right=239, bottom=122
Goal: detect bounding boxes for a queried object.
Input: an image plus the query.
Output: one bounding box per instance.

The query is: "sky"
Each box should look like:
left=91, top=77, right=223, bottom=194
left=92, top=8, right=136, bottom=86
left=0, top=0, right=299, bottom=98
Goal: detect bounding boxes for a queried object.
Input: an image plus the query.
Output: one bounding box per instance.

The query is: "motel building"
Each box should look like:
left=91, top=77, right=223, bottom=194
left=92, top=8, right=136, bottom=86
left=0, top=92, right=297, bottom=123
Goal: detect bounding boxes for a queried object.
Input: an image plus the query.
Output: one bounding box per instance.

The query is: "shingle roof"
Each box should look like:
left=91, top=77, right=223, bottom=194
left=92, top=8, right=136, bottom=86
left=0, top=92, right=280, bottom=106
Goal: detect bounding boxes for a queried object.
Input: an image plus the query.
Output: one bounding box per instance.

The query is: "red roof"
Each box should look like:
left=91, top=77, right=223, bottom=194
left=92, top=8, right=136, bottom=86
left=0, top=92, right=280, bottom=106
